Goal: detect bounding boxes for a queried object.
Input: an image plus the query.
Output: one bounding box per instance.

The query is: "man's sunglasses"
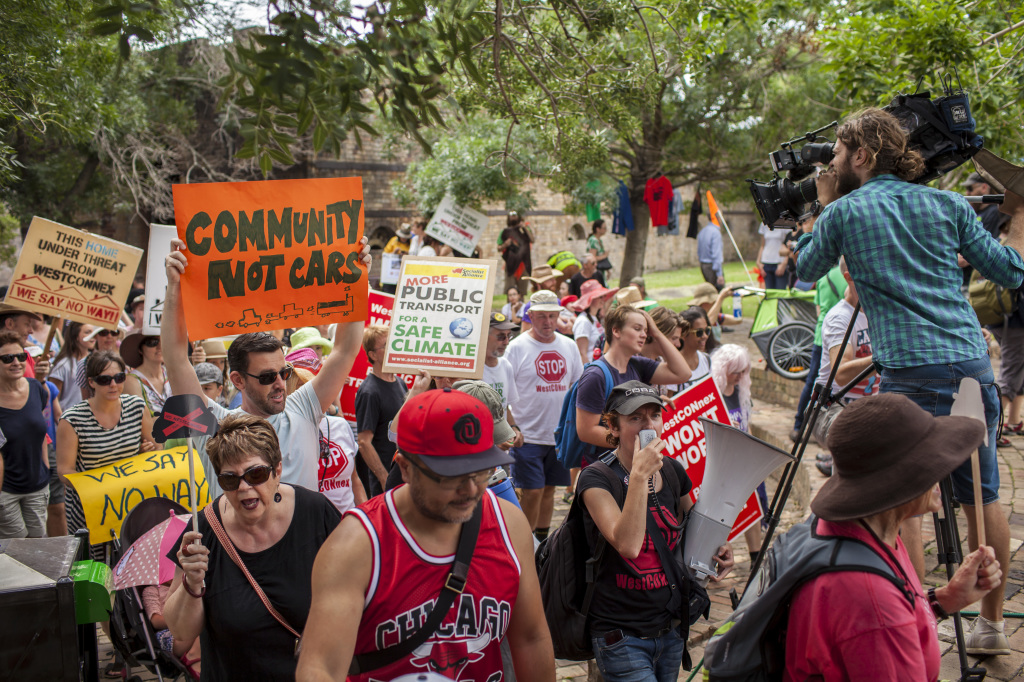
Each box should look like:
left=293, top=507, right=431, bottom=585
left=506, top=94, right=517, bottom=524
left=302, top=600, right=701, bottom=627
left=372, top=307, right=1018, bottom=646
left=690, top=328, right=710, bottom=338
left=0, top=352, right=28, bottom=364
left=142, top=337, right=161, bottom=348
left=217, top=464, right=273, bottom=491
left=244, top=365, right=293, bottom=385
left=93, top=372, right=127, bottom=386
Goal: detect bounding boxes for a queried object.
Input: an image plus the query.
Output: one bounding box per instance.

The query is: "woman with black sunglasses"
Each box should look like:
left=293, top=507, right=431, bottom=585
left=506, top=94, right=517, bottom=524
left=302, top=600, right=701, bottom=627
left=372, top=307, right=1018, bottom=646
left=57, top=350, right=156, bottom=560
left=120, top=330, right=171, bottom=414
left=676, top=307, right=713, bottom=394
left=0, top=330, right=51, bottom=539
left=166, top=413, right=342, bottom=681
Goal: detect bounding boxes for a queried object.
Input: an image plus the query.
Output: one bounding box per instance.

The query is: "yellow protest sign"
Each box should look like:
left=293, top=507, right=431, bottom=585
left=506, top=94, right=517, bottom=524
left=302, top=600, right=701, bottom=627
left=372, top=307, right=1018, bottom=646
left=65, top=446, right=210, bottom=544
left=4, top=217, right=143, bottom=327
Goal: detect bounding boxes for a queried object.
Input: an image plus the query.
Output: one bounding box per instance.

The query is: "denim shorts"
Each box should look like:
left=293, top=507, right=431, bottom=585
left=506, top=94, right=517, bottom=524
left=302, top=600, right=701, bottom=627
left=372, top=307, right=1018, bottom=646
left=880, top=357, right=1000, bottom=505
left=592, top=629, right=687, bottom=682
left=510, top=443, right=569, bottom=489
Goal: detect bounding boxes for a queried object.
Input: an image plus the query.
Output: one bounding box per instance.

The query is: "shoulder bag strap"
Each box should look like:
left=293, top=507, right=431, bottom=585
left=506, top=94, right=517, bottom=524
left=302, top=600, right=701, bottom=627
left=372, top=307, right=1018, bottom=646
left=646, top=503, right=685, bottom=617
left=579, top=460, right=620, bottom=615
left=202, top=504, right=300, bottom=638
left=825, top=270, right=841, bottom=298
left=349, top=499, right=483, bottom=675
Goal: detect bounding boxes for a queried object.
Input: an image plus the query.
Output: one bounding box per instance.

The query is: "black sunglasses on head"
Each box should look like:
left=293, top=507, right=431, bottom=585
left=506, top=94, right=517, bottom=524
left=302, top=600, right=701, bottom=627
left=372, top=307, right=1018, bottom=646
left=244, top=365, right=293, bottom=385
left=93, top=372, right=127, bottom=386
left=217, top=464, right=273, bottom=491
left=0, top=352, right=28, bottom=364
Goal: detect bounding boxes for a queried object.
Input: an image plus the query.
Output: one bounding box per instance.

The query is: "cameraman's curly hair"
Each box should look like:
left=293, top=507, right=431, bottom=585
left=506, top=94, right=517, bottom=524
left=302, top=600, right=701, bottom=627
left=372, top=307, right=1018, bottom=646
left=837, top=108, right=926, bottom=182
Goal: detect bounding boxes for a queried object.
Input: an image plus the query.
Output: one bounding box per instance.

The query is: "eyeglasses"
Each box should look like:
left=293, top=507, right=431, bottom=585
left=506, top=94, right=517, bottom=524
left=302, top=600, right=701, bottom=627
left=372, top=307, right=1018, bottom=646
left=0, top=352, right=28, bottom=364
left=244, top=365, right=293, bottom=385
left=217, top=464, right=273, bottom=491
left=690, top=328, right=710, bottom=338
left=142, top=337, right=161, bottom=348
left=492, top=332, right=512, bottom=342
left=406, top=456, right=495, bottom=491
left=92, top=372, right=127, bottom=386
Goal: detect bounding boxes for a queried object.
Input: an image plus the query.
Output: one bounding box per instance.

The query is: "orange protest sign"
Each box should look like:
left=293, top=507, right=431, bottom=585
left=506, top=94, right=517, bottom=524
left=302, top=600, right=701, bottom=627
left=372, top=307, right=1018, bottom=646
left=705, top=191, right=721, bottom=227
left=172, top=177, right=368, bottom=338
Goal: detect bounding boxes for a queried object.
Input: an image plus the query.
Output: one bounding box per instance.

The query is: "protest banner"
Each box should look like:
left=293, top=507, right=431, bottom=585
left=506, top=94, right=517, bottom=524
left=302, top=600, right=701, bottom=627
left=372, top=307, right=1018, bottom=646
left=382, top=257, right=497, bottom=379
left=661, top=376, right=762, bottom=540
left=340, top=290, right=416, bottom=422
left=143, top=224, right=176, bottom=335
left=424, top=194, right=489, bottom=257
left=379, top=251, right=402, bottom=286
left=172, top=177, right=369, bottom=339
left=64, top=446, right=210, bottom=544
left=3, top=217, right=143, bottom=327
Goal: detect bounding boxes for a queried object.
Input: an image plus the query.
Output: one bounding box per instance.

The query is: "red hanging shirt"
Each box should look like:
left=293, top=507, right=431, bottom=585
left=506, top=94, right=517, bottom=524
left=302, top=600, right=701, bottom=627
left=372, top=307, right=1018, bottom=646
left=644, top=176, right=674, bottom=227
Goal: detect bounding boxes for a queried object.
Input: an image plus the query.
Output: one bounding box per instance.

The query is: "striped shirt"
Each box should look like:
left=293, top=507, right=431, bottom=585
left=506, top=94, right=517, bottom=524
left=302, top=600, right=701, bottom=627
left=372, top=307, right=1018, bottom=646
left=796, top=175, right=1024, bottom=369
left=61, top=395, right=146, bottom=543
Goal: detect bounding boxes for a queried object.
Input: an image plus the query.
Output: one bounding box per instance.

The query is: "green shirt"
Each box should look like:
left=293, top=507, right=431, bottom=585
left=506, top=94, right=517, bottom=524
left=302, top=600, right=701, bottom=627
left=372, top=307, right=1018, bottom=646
left=813, top=266, right=846, bottom=345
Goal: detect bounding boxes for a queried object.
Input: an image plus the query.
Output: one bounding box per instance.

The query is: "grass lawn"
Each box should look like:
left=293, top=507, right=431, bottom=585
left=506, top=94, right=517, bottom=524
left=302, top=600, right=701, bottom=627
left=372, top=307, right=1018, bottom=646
left=493, top=262, right=765, bottom=315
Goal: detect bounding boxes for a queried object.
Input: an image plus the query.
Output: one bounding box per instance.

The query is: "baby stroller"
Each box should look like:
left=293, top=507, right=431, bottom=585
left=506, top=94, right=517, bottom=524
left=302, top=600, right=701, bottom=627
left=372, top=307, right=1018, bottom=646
left=108, top=497, right=195, bottom=681
left=745, top=287, right=817, bottom=380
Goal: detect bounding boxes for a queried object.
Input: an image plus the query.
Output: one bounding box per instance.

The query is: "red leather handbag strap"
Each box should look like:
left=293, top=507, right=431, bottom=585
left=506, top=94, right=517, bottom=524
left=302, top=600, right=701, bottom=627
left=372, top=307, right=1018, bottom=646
left=203, top=504, right=300, bottom=638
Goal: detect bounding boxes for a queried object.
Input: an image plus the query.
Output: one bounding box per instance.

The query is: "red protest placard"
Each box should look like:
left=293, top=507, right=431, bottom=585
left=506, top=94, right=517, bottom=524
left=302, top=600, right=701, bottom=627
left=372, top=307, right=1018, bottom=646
left=172, top=177, right=368, bottom=339
left=339, top=290, right=416, bottom=422
left=661, top=376, right=762, bottom=541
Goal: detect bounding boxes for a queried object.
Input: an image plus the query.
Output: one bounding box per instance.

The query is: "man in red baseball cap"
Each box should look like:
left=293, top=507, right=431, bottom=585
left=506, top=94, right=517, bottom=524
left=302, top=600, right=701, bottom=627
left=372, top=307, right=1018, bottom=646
left=298, top=388, right=554, bottom=682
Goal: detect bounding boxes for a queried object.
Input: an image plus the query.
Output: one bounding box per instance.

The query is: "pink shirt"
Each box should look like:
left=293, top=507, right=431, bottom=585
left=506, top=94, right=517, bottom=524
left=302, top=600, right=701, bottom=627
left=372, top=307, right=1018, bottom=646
left=784, top=518, right=939, bottom=682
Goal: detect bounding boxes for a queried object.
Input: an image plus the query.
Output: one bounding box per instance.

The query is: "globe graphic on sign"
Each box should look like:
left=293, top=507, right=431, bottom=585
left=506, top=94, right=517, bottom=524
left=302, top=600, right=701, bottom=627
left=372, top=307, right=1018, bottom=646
left=450, top=318, right=474, bottom=338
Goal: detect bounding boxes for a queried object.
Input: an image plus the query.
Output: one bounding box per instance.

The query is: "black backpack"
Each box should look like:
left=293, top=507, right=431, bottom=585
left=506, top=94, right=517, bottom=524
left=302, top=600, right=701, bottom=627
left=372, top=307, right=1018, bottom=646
left=702, top=516, right=913, bottom=681
left=535, top=454, right=703, bottom=661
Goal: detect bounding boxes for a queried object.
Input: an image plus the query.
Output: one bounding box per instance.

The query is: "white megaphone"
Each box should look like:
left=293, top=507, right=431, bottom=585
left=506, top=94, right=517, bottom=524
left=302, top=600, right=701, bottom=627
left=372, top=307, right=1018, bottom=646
left=683, top=417, right=795, bottom=585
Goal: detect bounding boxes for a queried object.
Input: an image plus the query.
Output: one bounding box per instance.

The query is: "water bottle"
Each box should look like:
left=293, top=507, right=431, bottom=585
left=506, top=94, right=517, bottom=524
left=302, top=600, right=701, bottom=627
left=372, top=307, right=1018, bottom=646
left=733, top=290, right=742, bottom=319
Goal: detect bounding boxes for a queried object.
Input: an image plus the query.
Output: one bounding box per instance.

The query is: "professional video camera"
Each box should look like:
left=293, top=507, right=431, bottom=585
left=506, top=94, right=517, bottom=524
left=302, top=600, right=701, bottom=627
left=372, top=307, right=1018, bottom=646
left=749, top=77, right=984, bottom=228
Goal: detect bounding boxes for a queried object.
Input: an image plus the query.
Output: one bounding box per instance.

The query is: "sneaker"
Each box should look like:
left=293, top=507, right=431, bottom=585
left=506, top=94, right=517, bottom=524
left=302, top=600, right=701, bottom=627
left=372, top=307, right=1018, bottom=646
left=996, top=435, right=1012, bottom=448
left=1006, top=421, right=1024, bottom=434
left=965, top=619, right=1011, bottom=656
left=815, top=461, right=833, bottom=477
left=789, top=428, right=801, bottom=443
left=816, top=452, right=832, bottom=463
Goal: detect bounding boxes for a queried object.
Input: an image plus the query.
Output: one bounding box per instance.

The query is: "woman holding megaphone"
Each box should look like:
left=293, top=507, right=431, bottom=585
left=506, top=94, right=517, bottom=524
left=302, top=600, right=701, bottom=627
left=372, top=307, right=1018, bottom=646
left=577, top=380, right=733, bottom=681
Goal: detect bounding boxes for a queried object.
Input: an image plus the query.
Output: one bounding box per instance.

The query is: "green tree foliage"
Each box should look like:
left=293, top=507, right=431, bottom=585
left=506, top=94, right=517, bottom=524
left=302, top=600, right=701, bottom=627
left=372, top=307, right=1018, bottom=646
left=818, top=0, right=1024, bottom=158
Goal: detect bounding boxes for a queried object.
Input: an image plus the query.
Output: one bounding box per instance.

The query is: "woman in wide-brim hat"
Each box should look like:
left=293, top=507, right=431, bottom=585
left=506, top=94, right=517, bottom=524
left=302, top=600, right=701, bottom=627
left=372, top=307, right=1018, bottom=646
left=120, top=330, right=171, bottom=414
left=783, top=393, right=1003, bottom=680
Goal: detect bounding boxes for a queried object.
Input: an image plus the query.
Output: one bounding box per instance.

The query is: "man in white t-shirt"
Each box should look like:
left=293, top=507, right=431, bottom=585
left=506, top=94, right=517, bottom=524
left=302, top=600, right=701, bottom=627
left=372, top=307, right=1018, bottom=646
left=482, top=312, right=524, bottom=447
left=757, top=222, right=789, bottom=290
left=161, top=237, right=370, bottom=497
left=504, top=290, right=583, bottom=538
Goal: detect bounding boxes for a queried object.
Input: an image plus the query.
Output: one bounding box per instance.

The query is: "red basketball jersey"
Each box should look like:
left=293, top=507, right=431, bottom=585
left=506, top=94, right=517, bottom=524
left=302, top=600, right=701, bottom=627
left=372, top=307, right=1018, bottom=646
left=346, top=488, right=521, bottom=682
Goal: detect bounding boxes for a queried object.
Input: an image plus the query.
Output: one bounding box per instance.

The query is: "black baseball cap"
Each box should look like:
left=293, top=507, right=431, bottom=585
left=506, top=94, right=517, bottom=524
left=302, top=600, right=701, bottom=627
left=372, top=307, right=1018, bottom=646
left=605, top=381, right=663, bottom=415
left=489, top=312, right=520, bottom=331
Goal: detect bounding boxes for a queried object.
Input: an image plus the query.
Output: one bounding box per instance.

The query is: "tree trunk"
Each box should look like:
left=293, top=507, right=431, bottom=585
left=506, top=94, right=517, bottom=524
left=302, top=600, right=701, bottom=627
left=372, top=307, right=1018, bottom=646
left=618, top=189, right=650, bottom=286
left=58, top=152, right=100, bottom=218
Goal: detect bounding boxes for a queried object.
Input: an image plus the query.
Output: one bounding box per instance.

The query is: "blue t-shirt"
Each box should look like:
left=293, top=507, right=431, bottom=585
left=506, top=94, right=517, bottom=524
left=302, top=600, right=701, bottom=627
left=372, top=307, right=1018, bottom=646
left=576, top=355, right=660, bottom=415
left=43, top=380, right=59, bottom=445
left=0, top=378, right=50, bottom=494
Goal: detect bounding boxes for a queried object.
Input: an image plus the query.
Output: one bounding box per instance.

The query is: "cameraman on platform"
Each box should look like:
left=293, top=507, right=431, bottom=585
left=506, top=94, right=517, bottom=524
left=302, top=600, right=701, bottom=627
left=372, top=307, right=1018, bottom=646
left=795, top=108, right=1024, bottom=656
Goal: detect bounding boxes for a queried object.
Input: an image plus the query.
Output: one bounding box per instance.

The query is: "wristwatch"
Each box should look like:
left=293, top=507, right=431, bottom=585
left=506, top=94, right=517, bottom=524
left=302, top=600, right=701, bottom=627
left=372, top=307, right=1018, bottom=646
left=927, top=587, right=949, bottom=620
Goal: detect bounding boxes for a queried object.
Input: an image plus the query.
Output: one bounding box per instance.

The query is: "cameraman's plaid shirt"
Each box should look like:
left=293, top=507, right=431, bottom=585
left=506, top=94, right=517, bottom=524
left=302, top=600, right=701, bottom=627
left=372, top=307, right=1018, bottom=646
left=796, top=174, right=1024, bottom=369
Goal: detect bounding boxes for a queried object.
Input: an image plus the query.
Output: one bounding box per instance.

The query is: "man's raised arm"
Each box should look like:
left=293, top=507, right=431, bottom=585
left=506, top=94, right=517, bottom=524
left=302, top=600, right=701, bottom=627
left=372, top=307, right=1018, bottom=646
left=161, top=239, right=205, bottom=402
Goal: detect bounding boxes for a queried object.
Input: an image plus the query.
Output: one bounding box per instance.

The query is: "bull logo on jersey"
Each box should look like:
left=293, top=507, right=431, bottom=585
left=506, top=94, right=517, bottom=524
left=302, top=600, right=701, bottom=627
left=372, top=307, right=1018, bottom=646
left=409, top=632, right=494, bottom=681
left=454, top=414, right=481, bottom=445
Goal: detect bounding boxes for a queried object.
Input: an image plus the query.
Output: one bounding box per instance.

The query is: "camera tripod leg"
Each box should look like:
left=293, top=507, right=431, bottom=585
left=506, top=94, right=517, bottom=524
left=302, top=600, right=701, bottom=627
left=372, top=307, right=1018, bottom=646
left=932, top=476, right=987, bottom=682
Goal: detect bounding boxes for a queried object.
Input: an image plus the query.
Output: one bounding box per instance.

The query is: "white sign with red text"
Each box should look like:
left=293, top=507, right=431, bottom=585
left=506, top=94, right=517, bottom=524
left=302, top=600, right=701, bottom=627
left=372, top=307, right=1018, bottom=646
left=661, top=376, right=762, bottom=541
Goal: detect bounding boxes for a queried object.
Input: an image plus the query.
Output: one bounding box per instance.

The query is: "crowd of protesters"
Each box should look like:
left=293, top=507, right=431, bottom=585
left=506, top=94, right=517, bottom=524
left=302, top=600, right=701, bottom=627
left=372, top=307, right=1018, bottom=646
left=1, top=109, right=1023, bottom=681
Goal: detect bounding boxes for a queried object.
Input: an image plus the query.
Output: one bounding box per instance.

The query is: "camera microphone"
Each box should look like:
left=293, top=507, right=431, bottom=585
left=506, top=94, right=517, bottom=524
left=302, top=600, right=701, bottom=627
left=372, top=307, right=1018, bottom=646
left=964, top=194, right=1004, bottom=205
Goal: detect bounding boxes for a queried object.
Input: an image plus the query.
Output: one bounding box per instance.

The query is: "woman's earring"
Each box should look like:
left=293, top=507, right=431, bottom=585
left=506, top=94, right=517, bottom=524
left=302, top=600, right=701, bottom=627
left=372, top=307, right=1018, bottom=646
left=274, top=491, right=282, bottom=503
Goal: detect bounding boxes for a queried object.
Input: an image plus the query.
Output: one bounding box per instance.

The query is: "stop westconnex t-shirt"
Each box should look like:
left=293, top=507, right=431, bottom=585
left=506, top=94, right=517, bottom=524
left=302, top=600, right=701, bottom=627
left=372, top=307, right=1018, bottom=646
left=505, top=332, right=583, bottom=444
left=578, top=456, right=692, bottom=637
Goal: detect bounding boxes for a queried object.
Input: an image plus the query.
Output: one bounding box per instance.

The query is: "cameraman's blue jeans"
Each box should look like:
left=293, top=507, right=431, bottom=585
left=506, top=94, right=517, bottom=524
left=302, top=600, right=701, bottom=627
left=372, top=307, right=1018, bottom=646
left=879, top=357, right=1000, bottom=505
left=592, top=629, right=686, bottom=682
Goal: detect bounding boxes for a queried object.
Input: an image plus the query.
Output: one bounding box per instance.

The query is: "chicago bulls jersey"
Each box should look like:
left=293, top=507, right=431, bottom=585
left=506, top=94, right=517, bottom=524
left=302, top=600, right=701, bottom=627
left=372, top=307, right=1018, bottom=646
left=346, top=488, right=521, bottom=682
